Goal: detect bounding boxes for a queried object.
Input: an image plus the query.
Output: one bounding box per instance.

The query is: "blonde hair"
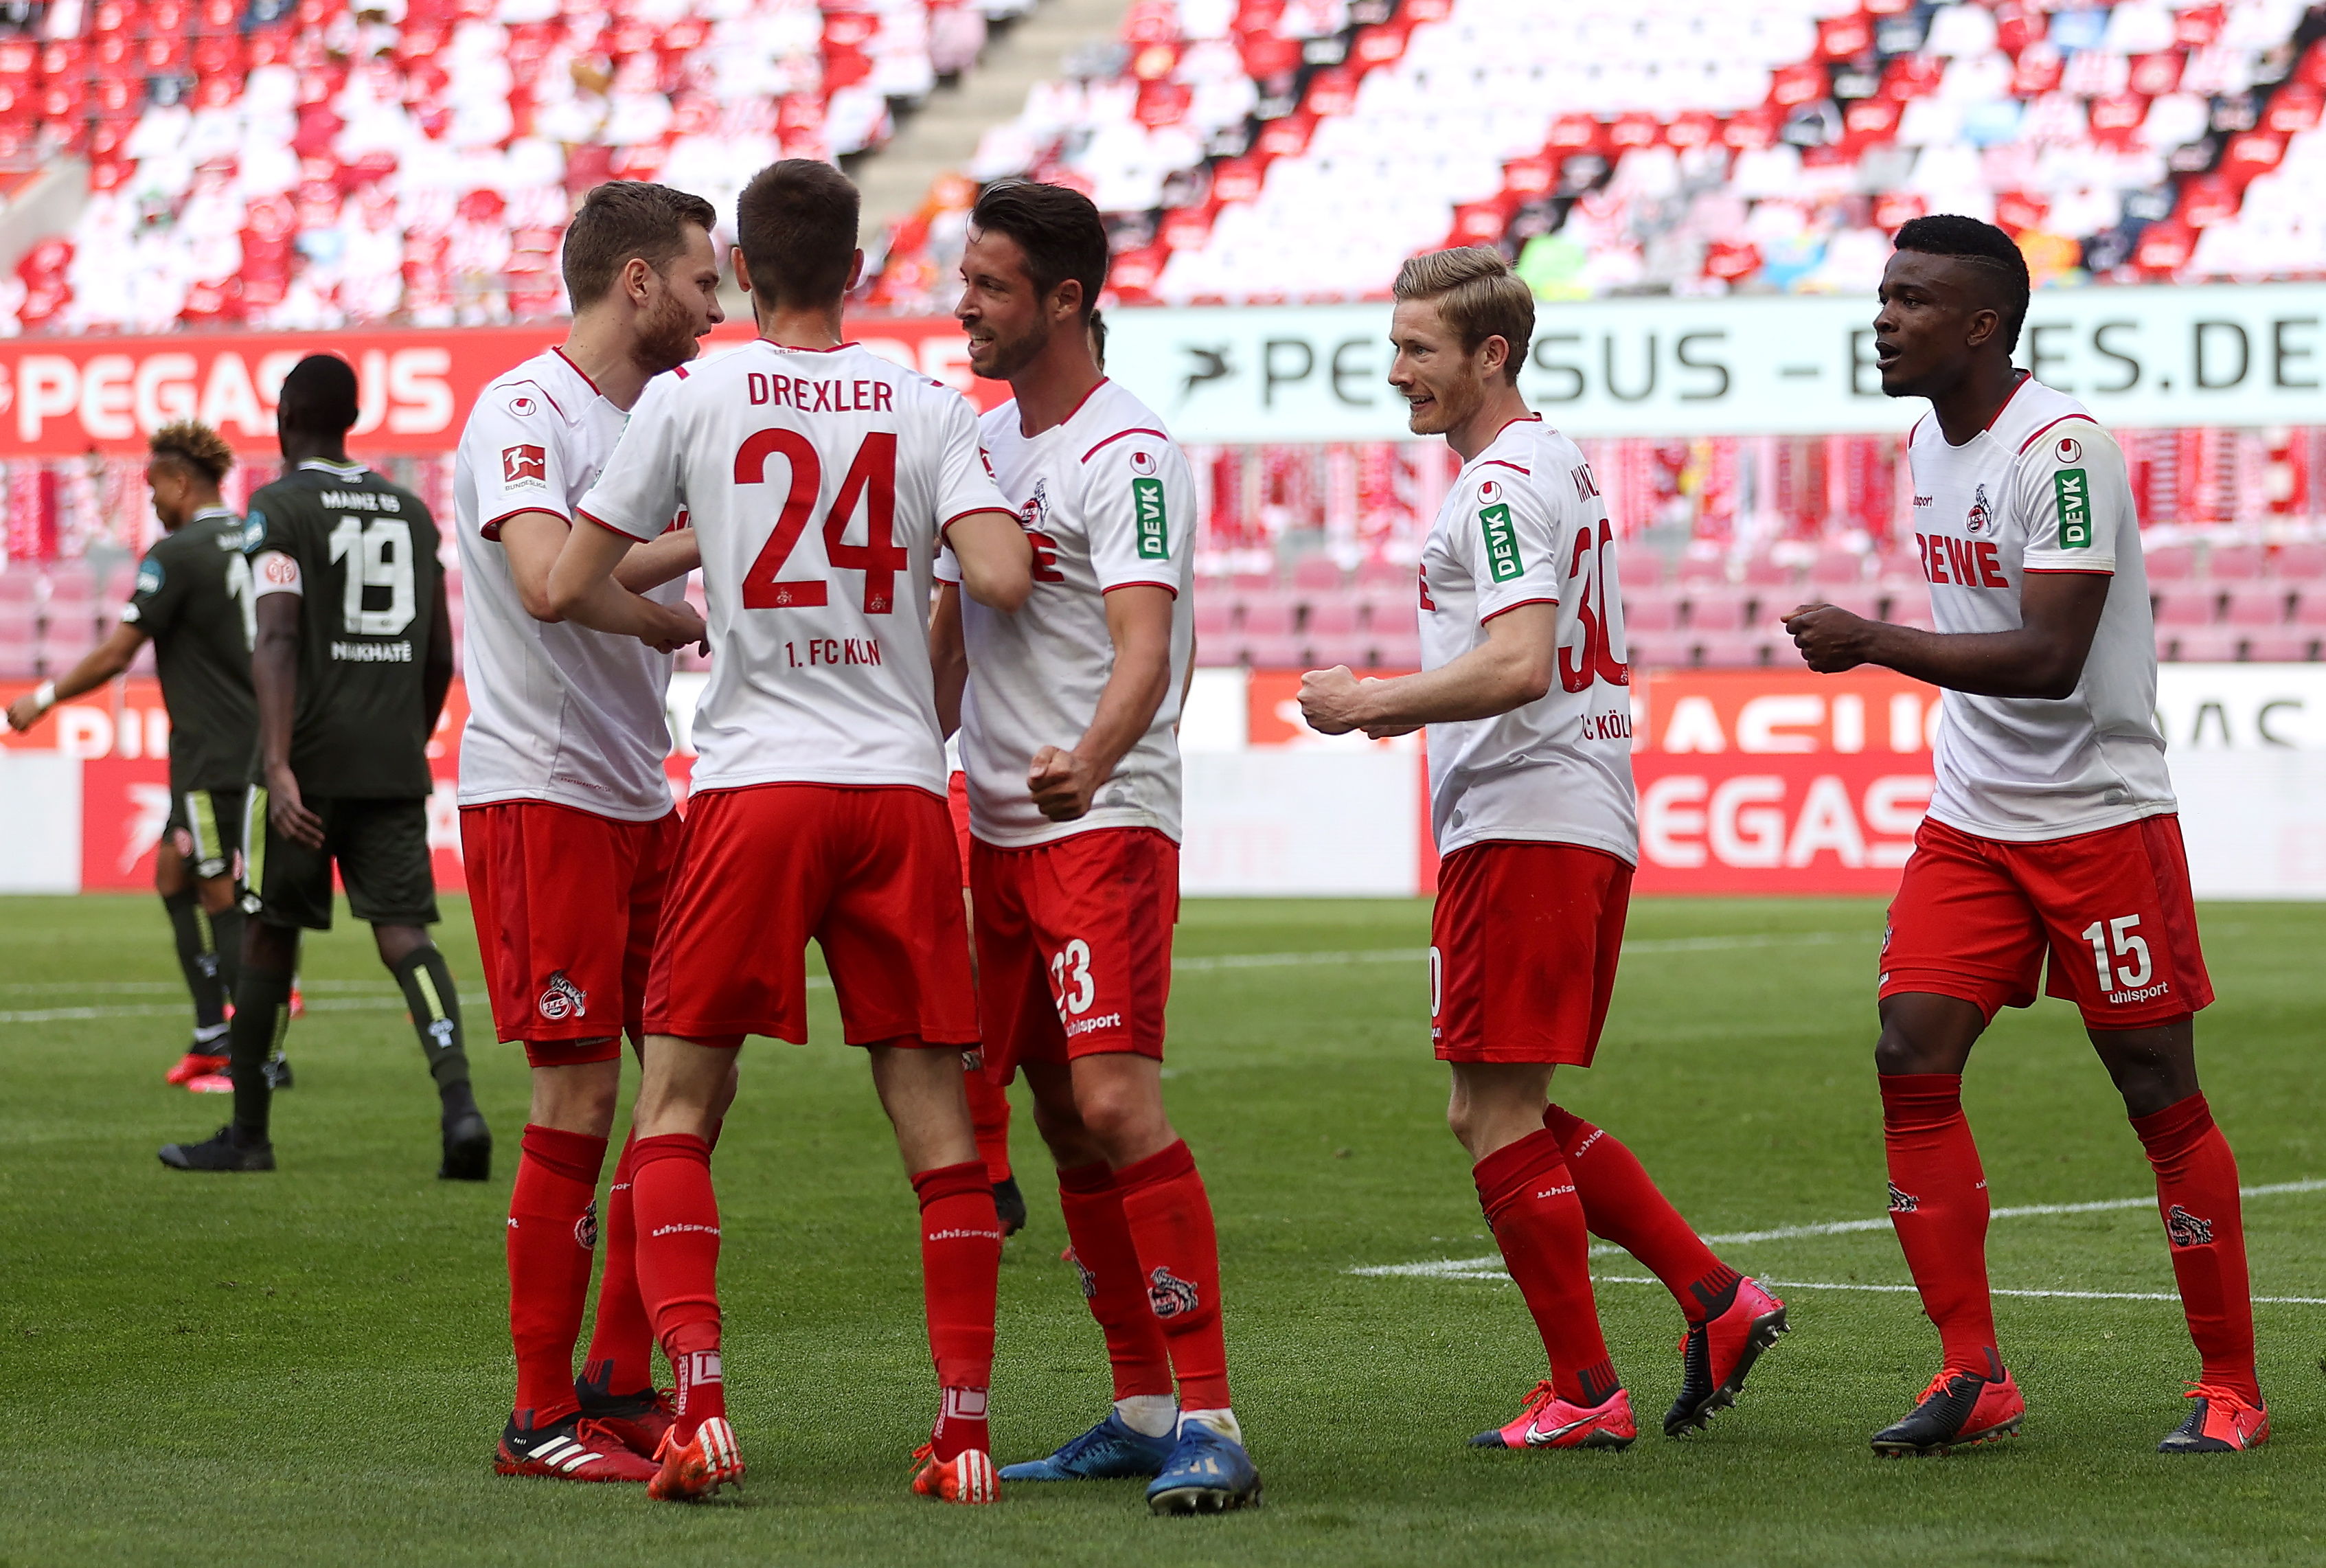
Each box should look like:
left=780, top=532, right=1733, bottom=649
left=148, top=420, right=236, bottom=486
left=1392, top=246, right=1534, bottom=385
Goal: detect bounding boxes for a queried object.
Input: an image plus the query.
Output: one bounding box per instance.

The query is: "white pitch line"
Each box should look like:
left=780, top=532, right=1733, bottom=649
left=1596, top=1275, right=2326, bottom=1307
left=1356, top=1178, right=2326, bottom=1283
left=1170, top=931, right=1857, bottom=975
left=0, top=996, right=416, bottom=1025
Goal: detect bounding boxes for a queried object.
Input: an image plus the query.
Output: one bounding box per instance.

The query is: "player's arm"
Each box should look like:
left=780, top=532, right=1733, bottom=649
left=1299, top=602, right=1553, bottom=736
left=613, top=524, right=698, bottom=593
left=945, top=510, right=1032, bottom=612
left=929, top=580, right=967, bottom=739
left=1782, top=575, right=2107, bottom=699
left=4, top=620, right=148, bottom=731
left=422, top=569, right=453, bottom=735
left=1029, top=584, right=1173, bottom=821
left=250, top=584, right=325, bottom=850
left=545, top=519, right=706, bottom=651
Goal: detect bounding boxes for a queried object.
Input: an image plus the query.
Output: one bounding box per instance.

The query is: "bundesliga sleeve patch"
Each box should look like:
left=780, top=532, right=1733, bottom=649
left=503, top=444, right=548, bottom=491
left=2052, top=467, right=2091, bottom=548
left=1132, top=475, right=1170, bottom=560
left=1479, top=501, right=1524, bottom=582
left=135, top=558, right=163, bottom=596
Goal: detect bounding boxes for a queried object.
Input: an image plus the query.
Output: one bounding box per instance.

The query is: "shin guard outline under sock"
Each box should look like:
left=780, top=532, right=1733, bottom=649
left=508, top=1125, right=608, bottom=1428
left=630, top=1134, right=722, bottom=1440
left=1115, top=1140, right=1232, bottom=1411
left=1881, top=1073, right=1999, bottom=1376
left=2132, top=1092, right=2259, bottom=1402
left=1055, top=1160, right=1176, bottom=1400
left=1474, top=1128, right=1617, bottom=1405
left=582, top=1131, right=655, bottom=1397
left=1542, top=1104, right=1740, bottom=1323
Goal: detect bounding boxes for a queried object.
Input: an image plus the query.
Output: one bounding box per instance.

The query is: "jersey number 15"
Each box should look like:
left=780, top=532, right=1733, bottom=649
left=735, top=430, right=905, bottom=615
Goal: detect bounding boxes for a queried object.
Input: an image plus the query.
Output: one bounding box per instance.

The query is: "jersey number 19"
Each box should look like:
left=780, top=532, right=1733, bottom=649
left=327, top=516, right=416, bottom=636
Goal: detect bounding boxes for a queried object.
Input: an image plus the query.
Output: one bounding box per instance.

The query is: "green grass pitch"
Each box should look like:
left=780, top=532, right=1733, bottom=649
left=3, top=891, right=2323, bottom=1567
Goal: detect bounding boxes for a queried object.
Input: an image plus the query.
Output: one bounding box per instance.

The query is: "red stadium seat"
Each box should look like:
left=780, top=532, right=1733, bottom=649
left=2224, top=587, right=2290, bottom=628
left=2242, top=630, right=2316, bottom=662
left=2146, top=545, right=2198, bottom=581
left=2204, top=543, right=2266, bottom=579
left=2152, top=588, right=2220, bottom=627
left=1683, top=591, right=1751, bottom=634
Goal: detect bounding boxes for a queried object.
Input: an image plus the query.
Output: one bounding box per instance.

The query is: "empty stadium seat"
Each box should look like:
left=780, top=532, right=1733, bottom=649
left=2224, top=585, right=2290, bottom=626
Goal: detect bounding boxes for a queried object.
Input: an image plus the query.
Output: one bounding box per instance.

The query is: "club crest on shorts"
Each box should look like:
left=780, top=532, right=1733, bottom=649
left=1887, top=1181, right=1919, bottom=1214
left=1147, top=1264, right=1200, bottom=1319
left=1965, top=483, right=1993, bottom=536
left=2166, top=1203, right=2213, bottom=1247
left=575, top=1199, right=599, bottom=1249
left=538, top=969, right=587, bottom=1022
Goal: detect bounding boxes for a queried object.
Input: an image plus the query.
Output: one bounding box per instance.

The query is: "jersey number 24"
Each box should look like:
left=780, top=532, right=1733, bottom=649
left=734, top=430, right=905, bottom=615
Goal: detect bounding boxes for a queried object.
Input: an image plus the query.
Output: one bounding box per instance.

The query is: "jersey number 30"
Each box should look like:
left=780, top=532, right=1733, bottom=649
left=734, top=430, right=905, bottom=614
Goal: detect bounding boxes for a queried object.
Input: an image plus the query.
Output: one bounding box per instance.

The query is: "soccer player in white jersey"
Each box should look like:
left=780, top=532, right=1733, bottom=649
left=1301, top=247, right=1785, bottom=1454
left=935, top=180, right=1257, bottom=1516
left=454, top=181, right=726, bottom=1485
left=548, top=160, right=1033, bottom=1505
left=1786, top=216, right=2262, bottom=1456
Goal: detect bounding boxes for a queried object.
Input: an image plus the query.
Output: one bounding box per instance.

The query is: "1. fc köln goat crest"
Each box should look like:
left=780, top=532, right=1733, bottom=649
left=2166, top=1204, right=2214, bottom=1247
left=1147, top=1265, right=1200, bottom=1318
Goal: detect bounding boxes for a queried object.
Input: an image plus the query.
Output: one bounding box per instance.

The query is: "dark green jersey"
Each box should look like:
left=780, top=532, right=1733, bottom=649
left=122, top=507, right=259, bottom=795
left=244, top=459, right=442, bottom=799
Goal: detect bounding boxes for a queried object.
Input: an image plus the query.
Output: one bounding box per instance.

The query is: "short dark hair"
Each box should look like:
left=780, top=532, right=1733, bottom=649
left=1893, top=214, right=2031, bottom=354
left=277, top=354, right=359, bottom=435
left=148, top=420, right=234, bottom=486
left=735, top=160, right=860, bottom=308
left=562, top=181, right=719, bottom=308
left=969, top=180, right=1108, bottom=322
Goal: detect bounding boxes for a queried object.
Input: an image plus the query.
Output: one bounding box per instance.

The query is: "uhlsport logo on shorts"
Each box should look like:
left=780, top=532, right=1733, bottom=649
left=1479, top=501, right=1523, bottom=582
left=538, top=969, right=587, bottom=1021
left=2166, top=1203, right=2214, bottom=1247
left=1147, top=1264, right=1200, bottom=1318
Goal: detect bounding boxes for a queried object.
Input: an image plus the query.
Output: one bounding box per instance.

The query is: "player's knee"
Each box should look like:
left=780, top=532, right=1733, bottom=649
left=1069, top=1078, right=1157, bottom=1153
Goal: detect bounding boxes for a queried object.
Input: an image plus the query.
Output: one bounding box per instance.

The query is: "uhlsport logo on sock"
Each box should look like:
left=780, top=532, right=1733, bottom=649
left=2165, top=1204, right=2214, bottom=1247
left=1147, top=1265, right=1200, bottom=1319
left=1887, top=1182, right=1919, bottom=1214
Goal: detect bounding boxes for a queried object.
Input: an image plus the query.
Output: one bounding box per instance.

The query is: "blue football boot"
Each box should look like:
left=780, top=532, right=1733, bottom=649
left=1145, top=1420, right=1261, bottom=1515
left=998, top=1411, right=1176, bottom=1482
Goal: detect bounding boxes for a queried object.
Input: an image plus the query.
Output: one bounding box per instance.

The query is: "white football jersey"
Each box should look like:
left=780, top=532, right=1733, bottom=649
left=453, top=349, right=684, bottom=821
left=942, top=380, right=1195, bottom=847
left=1904, top=375, right=2172, bottom=841
left=1417, top=415, right=1638, bottom=865
left=579, top=339, right=1007, bottom=797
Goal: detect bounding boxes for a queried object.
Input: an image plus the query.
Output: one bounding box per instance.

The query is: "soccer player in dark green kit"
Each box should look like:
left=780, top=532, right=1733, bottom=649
left=8, top=421, right=261, bottom=1084
left=161, top=354, right=490, bottom=1178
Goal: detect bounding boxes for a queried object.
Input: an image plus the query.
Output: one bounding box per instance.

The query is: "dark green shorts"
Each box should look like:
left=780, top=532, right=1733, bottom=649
left=242, top=791, right=440, bottom=931
left=164, top=786, right=249, bottom=883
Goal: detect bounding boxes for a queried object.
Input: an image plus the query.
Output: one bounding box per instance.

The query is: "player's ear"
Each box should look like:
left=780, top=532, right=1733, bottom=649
left=1964, top=305, right=2002, bottom=352
left=847, top=248, right=865, bottom=293
left=622, top=253, right=655, bottom=307
left=731, top=247, right=754, bottom=299
left=1479, top=333, right=1511, bottom=383
left=1051, top=276, right=1084, bottom=325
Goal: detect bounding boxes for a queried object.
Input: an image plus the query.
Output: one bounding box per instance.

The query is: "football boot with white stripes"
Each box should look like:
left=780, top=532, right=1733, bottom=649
left=648, top=1416, right=744, bottom=1501
left=494, top=1415, right=659, bottom=1483
left=911, top=1442, right=1000, bottom=1504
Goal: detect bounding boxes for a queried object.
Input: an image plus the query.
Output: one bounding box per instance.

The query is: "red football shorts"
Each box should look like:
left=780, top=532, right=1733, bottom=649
left=460, top=801, right=680, bottom=1067
left=643, top=782, right=978, bottom=1049
left=948, top=769, right=972, bottom=889
left=1880, top=813, right=2212, bottom=1030
left=969, top=826, right=1178, bottom=1080
left=1432, top=840, right=1632, bottom=1066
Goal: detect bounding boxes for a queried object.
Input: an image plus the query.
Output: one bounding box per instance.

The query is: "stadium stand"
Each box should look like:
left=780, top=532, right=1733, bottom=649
left=869, top=0, right=2326, bottom=306
left=0, top=0, right=1042, bottom=334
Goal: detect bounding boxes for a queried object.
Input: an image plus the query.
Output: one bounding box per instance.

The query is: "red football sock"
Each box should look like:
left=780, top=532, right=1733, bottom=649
left=1115, top=1141, right=1231, bottom=1410
left=1544, top=1104, right=1740, bottom=1323
left=631, top=1133, right=723, bottom=1439
left=1056, top=1161, right=1175, bottom=1400
left=1882, top=1073, right=1998, bottom=1377
left=2132, top=1093, right=2258, bottom=1403
left=911, top=1160, right=1001, bottom=1459
left=964, top=1067, right=1014, bottom=1184
left=581, top=1130, right=654, bottom=1398
left=507, top=1124, right=608, bottom=1429
left=1475, top=1128, right=1619, bottom=1405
